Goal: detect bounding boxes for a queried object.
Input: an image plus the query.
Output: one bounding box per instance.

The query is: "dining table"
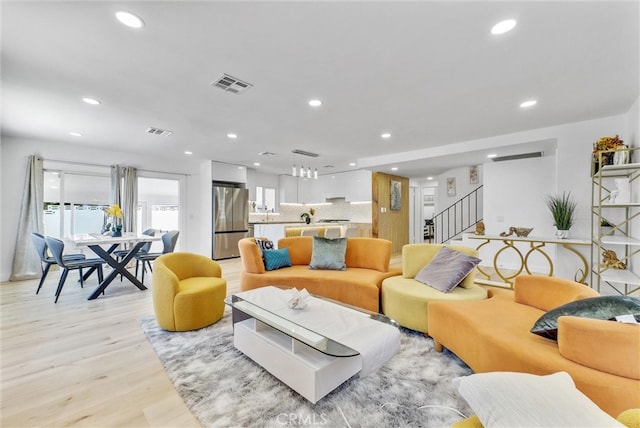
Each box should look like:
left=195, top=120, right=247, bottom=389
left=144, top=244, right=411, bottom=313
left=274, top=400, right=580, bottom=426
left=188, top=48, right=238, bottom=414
left=66, top=232, right=161, bottom=300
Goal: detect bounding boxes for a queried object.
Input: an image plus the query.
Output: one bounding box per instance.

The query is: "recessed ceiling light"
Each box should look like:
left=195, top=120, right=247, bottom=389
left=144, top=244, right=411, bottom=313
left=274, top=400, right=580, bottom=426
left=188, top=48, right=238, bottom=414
left=427, top=176, right=434, bottom=180
left=381, top=133, right=391, bottom=139
left=349, top=162, right=356, bottom=167
left=69, top=132, right=82, bottom=137
left=184, top=151, right=193, bottom=155
left=253, top=162, right=260, bottom=166
left=115, top=11, right=145, bottom=29
left=491, top=19, right=517, bottom=35
left=308, top=99, right=322, bottom=107
left=391, top=167, right=398, bottom=171
left=227, top=133, right=238, bottom=139
left=82, top=97, right=101, bottom=105
left=487, top=153, right=498, bottom=158
left=520, top=100, right=537, bottom=108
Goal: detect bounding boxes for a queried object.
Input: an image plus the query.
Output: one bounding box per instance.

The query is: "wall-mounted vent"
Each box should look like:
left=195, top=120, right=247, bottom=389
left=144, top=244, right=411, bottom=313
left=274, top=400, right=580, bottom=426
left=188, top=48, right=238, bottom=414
left=211, top=73, right=253, bottom=94
left=491, top=151, right=543, bottom=162
left=258, top=151, right=276, bottom=156
left=292, top=149, right=319, bottom=157
left=146, top=127, right=173, bottom=136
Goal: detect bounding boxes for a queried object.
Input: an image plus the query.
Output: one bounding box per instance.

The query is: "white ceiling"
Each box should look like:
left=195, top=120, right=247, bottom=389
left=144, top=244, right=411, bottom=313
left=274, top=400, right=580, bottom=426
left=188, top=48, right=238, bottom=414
left=2, top=1, right=638, bottom=178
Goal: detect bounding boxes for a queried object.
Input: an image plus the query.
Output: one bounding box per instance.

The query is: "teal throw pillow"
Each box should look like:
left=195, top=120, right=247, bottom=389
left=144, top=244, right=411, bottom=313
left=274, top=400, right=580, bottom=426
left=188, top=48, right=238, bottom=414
left=263, top=248, right=292, bottom=271
left=530, top=295, right=640, bottom=340
left=309, top=236, right=347, bottom=271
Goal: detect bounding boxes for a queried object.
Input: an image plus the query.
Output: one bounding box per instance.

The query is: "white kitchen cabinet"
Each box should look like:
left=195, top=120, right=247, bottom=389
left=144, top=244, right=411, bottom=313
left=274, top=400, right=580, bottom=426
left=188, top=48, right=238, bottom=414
left=278, top=175, right=299, bottom=203
left=345, top=170, right=372, bottom=202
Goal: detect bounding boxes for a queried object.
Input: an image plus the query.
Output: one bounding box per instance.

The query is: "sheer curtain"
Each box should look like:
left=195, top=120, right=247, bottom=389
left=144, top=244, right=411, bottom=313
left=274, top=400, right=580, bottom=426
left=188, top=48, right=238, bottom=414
left=10, top=155, right=44, bottom=281
left=111, top=165, right=137, bottom=233
left=110, top=165, right=122, bottom=208
left=121, top=166, right=137, bottom=233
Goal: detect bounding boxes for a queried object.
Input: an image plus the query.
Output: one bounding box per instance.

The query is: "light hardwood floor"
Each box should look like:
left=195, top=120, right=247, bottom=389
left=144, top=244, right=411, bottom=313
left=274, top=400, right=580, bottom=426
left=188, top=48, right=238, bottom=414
left=1, top=255, right=403, bottom=427
left=0, top=258, right=245, bottom=428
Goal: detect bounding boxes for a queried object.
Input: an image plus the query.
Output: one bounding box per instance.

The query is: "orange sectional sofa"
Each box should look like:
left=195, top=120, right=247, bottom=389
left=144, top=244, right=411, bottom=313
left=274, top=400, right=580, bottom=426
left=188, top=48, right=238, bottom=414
left=238, top=236, right=401, bottom=312
left=428, top=275, right=640, bottom=417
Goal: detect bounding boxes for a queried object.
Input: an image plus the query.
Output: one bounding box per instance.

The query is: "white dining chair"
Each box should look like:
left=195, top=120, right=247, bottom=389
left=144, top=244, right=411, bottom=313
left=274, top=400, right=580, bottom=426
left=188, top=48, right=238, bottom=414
left=324, top=228, right=341, bottom=239
left=301, top=229, right=319, bottom=237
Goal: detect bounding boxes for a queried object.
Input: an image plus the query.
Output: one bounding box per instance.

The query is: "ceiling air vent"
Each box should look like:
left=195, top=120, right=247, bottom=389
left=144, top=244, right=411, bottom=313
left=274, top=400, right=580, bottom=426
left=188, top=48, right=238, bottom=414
left=292, top=149, right=319, bottom=157
left=211, top=73, right=253, bottom=94
left=491, top=151, right=543, bottom=162
left=146, top=127, right=173, bottom=136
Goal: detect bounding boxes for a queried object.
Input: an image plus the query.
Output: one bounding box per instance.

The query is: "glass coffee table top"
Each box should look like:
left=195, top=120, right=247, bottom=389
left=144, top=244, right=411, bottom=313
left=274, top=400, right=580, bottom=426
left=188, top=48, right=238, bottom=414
left=225, top=287, right=399, bottom=358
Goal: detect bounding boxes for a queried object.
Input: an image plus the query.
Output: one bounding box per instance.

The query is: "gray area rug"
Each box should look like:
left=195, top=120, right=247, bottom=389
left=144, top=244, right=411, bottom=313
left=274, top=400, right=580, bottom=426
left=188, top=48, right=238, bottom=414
left=140, top=309, right=473, bottom=427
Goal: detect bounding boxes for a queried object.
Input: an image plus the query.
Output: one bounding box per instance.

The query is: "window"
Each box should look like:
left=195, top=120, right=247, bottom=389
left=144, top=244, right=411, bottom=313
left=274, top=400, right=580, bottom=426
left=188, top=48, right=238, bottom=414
left=256, top=186, right=276, bottom=212
left=43, top=170, right=110, bottom=238
left=137, top=176, right=180, bottom=252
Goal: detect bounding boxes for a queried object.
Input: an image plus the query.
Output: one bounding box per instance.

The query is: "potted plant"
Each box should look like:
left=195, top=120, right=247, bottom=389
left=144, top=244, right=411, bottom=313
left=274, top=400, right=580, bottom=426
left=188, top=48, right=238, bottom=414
left=545, top=192, right=577, bottom=239
left=300, top=207, right=315, bottom=224
left=600, top=219, right=615, bottom=236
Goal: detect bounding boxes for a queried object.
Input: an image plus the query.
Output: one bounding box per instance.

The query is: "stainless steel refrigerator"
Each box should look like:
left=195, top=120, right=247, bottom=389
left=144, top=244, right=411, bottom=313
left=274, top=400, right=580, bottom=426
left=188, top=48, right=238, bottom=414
left=212, top=185, right=249, bottom=259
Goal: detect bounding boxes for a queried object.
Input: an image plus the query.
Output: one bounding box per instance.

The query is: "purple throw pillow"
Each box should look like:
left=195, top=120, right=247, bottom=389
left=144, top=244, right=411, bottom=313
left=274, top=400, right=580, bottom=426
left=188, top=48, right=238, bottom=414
left=414, top=247, right=481, bottom=293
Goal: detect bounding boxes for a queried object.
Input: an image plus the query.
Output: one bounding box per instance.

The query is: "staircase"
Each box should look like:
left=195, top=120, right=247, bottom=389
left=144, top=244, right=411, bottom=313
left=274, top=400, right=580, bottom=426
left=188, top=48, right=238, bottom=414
left=433, top=185, right=483, bottom=244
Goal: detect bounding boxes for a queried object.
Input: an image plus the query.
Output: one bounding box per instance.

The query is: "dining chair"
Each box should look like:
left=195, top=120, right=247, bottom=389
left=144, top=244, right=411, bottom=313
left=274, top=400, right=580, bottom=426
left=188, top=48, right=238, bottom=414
left=135, top=230, right=180, bottom=284
left=300, top=229, right=319, bottom=237
left=44, top=236, right=105, bottom=303
left=323, top=228, right=341, bottom=239
left=113, top=228, right=156, bottom=281
left=31, top=232, right=86, bottom=295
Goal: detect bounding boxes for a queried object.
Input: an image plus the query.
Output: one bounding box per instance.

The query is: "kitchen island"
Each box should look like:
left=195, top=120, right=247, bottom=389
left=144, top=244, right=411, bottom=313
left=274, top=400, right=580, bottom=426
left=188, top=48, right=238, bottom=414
left=252, top=222, right=371, bottom=246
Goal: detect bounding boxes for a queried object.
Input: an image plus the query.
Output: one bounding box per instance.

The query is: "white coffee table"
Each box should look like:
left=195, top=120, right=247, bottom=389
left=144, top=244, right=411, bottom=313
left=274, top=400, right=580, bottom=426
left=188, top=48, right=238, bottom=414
left=225, top=286, right=401, bottom=403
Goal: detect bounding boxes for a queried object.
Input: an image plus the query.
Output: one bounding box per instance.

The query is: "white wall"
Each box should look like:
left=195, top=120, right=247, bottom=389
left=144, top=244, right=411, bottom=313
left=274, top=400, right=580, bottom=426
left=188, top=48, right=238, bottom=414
left=0, top=137, right=206, bottom=281
left=449, top=110, right=636, bottom=284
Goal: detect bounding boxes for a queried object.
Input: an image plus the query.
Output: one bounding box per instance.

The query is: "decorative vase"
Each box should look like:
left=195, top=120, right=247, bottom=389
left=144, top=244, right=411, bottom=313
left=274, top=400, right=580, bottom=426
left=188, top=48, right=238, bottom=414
left=555, top=229, right=570, bottom=239
left=305, top=217, right=311, bottom=224
left=601, top=226, right=614, bottom=237
left=111, top=224, right=123, bottom=237
left=613, top=146, right=629, bottom=165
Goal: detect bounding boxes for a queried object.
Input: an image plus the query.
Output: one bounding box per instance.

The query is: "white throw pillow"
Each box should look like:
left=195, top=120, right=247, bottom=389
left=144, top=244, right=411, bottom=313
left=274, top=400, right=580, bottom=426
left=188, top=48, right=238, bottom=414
left=452, top=371, right=623, bottom=428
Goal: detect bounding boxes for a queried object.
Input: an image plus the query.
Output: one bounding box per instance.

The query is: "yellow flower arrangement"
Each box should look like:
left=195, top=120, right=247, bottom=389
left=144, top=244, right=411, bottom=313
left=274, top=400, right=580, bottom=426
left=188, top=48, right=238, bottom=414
left=106, top=204, right=123, bottom=235
left=106, top=204, right=123, bottom=219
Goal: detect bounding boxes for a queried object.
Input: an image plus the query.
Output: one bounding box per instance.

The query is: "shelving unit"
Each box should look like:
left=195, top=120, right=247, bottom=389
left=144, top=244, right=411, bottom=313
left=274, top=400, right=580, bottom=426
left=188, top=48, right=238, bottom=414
left=590, top=146, right=640, bottom=295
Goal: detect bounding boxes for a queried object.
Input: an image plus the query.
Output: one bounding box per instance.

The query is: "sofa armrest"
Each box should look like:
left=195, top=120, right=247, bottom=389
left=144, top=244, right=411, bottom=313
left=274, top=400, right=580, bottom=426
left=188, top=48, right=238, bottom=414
left=514, top=275, right=599, bottom=312
left=558, top=316, right=640, bottom=380
left=238, top=238, right=265, bottom=274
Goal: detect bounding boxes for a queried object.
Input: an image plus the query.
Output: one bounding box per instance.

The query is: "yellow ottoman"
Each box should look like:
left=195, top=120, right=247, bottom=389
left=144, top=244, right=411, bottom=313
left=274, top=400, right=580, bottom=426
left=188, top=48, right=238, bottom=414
left=381, top=244, right=487, bottom=334
left=152, top=252, right=227, bottom=332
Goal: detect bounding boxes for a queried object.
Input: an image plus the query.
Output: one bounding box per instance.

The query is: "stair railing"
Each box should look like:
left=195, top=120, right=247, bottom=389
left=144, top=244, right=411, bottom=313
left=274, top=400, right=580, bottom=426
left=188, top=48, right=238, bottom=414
left=433, top=185, right=483, bottom=243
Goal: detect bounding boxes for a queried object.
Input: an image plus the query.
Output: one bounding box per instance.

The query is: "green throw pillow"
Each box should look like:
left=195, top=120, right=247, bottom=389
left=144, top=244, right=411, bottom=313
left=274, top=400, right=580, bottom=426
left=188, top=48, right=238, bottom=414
left=530, top=295, right=640, bottom=340
left=309, top=236, right=347, bottom=271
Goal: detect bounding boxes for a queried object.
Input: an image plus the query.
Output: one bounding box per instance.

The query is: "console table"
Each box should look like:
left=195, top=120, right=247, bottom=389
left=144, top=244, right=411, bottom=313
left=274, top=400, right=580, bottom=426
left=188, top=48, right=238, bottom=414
left=468, top=234, right=590, bottom=288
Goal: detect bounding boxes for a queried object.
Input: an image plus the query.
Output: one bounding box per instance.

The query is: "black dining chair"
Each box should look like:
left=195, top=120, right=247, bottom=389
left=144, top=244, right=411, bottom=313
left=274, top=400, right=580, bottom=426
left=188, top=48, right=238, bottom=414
left=113, top=228, right=156, bottom=280
left=135, top=230, right=180, bottom=284
left=31, top=232, right=86, bottom=295
left=44, top=236, right=105, bottom=303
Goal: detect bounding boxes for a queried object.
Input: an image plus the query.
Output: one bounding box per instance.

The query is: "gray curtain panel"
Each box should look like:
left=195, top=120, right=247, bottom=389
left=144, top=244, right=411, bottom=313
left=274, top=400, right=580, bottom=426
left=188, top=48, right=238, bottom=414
left=10, top=155, right=44, bottom=281
left=121, top=166, right=137, bottom=233
left=110, top=165, right=122, bottom=208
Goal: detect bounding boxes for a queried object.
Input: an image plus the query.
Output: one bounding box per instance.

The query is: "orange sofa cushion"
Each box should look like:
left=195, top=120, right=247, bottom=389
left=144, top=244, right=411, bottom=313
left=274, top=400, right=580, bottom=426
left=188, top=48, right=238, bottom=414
left=427, top=275, right=640, bottom=417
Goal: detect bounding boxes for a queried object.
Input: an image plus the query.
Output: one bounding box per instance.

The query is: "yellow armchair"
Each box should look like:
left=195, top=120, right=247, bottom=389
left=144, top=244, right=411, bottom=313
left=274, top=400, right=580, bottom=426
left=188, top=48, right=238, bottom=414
left=152, top=252, right=227, bottom=332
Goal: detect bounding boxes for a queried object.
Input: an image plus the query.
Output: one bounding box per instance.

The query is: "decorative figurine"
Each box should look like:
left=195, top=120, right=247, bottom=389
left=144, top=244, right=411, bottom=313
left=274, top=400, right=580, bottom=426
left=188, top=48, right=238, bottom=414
left=475, top=221, right=485, bottom=235
left=602, top=250, right=627, bottom=270
left=500, top=227, right=533, bottom=237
